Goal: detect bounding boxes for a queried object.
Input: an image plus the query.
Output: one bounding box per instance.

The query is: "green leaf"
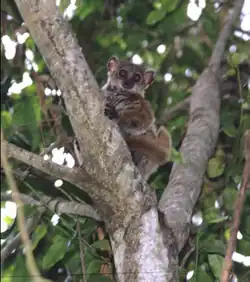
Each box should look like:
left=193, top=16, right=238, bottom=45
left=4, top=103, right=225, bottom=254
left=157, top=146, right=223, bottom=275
left=1, top=265, right=15, bottom=282
left=77, top=0, right=104, bottom=19
left=185, top=39, right=205, bottom=60
left=200, top=239, right=226, bottom=256
left=241, top=214, right=250, bottom=235
left=207, top=215, right=228, bottom=224
left=42, top=236, right=69, bottom=269
left=86, top=259, right=103, bottom=276
left=32, top=224, right=47, bottom=250
left=12, top=255, right=33, bottom=282
left=1, top=111, right=12, bottom=129
left=222, top=125, right=238, bottom=137
left=1, top=0, right=23, bottom=23
left=12, top=95, right=41, bottom=150
left=203, top=208, right=220, bottom=223
left=230, top=53, right=241, bottom=66
left=146, top=10, right=165, bottom=25
left=162, top=0, right=179, bottom=11
left=207, top=157, right=225, bottom=178
left=224, top=228, right=230, bottom=241
left=91, top=239, right=111, bottom=252
left=89, top=276, right=113, bottom=282
left=3, top=215, right=15, bottom=226
left=220, top=109, right=239, bottom=129
left=222, top=187, right=237, bottom=212
left=224, top=67, right=236, bottom=78
left=189, top=267, right=213, bottom=282
left=238, top=239, right=250, bottom=256
left=1, top=217, right=16, bottom=239
left=150, top=174, right=165, bottom=190
left=203, top=193, right=216, bottom=208
left=230, top=52, right=249, bottom=67
left=170, top=148, right=184, bottom=164
left=58, top=0, right=72, bottom=13
left=208, top=254, right=224, bottom=280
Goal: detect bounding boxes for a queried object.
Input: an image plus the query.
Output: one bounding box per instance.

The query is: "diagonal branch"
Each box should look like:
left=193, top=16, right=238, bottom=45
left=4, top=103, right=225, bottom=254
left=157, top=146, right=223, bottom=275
left=159, top=0, right=245, bottom=251
left=209, top=1, right=245, bottom=68
left=1, top=209, right=44, bottom=263
left=1, top=192, right=102, bottom=221
left=2, top=140, right=91, bottom=190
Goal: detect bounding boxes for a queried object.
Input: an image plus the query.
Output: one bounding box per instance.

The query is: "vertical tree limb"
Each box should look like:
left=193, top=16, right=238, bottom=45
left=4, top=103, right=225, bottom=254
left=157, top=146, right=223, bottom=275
left=159, top=0, right=245, bottom=251
left=221, top=130, right=250, bottom=282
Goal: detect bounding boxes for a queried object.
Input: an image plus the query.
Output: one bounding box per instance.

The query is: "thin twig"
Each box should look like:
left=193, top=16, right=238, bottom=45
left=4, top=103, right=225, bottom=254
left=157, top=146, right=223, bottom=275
left=221, top=130, right=250, bottom=282
left=1, top=129, right=46, bottom=282
left=180, top=246, right=195, bottom=268
left=1, top=209, right=44, bottom=263
left=77, top=220, right=87, bottom=282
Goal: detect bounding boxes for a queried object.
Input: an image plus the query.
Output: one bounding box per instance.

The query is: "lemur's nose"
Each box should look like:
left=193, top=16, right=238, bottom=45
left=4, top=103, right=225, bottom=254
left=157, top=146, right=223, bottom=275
left=123, top=80, right=134, bottom=89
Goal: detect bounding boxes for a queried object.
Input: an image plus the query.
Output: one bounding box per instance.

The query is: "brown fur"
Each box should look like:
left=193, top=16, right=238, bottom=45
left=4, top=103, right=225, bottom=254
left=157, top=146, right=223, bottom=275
left=103, top=56, right=172, bottom=176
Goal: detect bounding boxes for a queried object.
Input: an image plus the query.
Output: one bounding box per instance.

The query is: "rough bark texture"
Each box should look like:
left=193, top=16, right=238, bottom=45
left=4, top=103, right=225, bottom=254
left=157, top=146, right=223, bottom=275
left=14, top=1, right=178, bottom=281
left=1, top=192, right=102, bottom=221
left=2, top=141, right=90, bottom=188
left=159, top=0, right=245, bottom=251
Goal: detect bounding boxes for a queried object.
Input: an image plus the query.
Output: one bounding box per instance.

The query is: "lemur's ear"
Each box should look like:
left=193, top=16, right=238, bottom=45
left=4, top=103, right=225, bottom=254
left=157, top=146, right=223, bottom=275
left=144, top=69, right=156, bottom=85
left=107, top=56, right=119, bottom=72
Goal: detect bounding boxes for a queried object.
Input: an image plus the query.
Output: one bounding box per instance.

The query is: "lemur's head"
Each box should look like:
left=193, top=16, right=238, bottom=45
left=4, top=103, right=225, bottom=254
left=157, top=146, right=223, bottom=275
left=105, top=56, right=155, bottom=96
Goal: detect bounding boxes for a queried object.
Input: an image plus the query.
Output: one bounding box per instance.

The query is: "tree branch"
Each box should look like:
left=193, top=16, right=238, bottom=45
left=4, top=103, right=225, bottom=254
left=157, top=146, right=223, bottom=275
left=159, top=97, right=190, bottom=125
left=14, top=1, right=178, bottom=281
left=2, top=140, right=91, bottom=190
left=159, top=0, right=245, bottom=251
left=221, top=130, right=250, bottom=282
left=1, top=209, right=44, bottom=263
left=1, top=192, right=102, bottom=221
left=209, top=0, right=245, bottom=68
left=77, top=221, right=87, bottom=282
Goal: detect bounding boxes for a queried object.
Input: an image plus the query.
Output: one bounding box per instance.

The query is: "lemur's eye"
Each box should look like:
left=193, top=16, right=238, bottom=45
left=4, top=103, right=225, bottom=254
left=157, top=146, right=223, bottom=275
left=134, top=73, right=142, bottom=83
left=119, top=69, right=127, bottom=78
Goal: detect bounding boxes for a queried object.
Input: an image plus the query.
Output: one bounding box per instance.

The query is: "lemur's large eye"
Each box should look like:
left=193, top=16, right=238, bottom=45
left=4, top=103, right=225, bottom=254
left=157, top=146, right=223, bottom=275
left=119, top=69, right=127, bottom=78
left=134, top=73, right=142, bottom=83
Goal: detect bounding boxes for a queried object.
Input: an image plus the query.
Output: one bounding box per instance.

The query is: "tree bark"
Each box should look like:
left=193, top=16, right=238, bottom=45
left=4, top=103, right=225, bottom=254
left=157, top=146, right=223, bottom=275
left=13, top=1, right=178, bottom=281
left=1, top=192, right=102, bottom=221
left=2, top=141, right=90, bottom=188
left=159, top=0, right=245, bottom=251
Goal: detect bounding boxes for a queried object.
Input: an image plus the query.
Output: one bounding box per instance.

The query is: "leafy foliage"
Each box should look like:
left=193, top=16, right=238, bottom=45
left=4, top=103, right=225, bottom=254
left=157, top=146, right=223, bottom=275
left=1, top=0, right=249, bottom=281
